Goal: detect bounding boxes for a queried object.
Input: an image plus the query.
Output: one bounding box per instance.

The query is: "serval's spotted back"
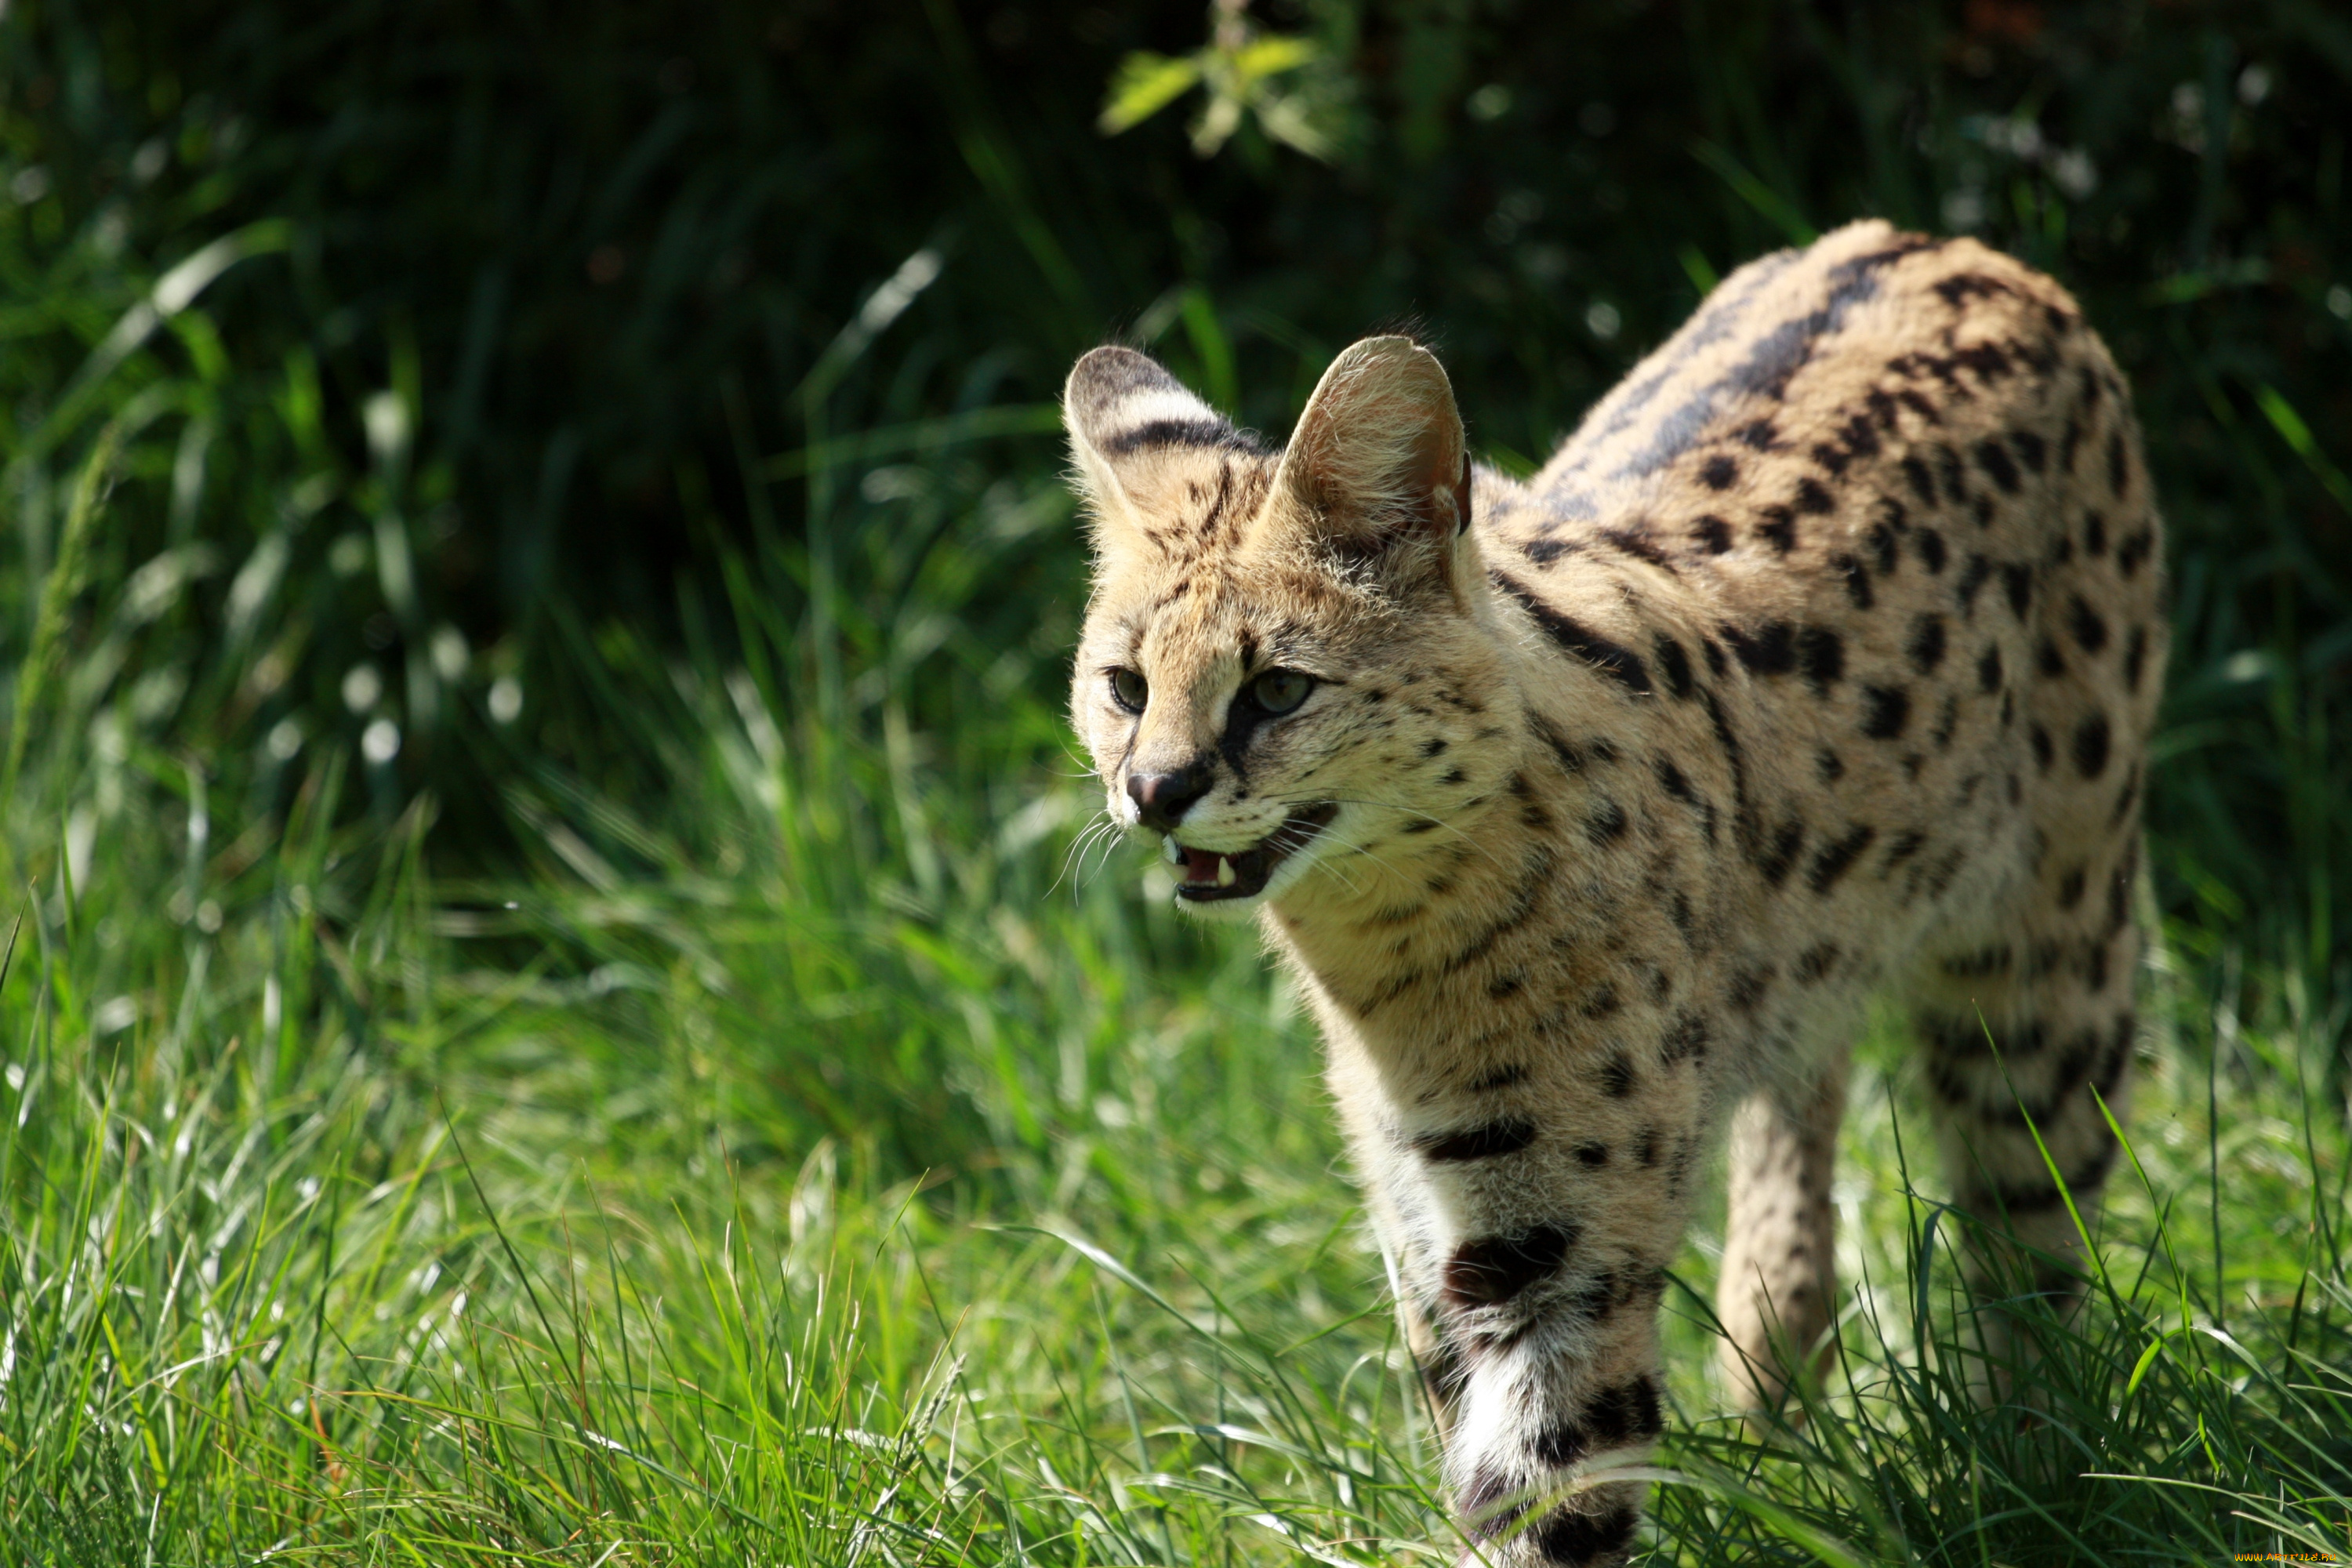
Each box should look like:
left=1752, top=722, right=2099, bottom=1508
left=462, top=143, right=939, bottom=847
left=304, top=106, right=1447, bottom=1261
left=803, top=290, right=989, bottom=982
left=1062, top=220, right=2164, bottom=1563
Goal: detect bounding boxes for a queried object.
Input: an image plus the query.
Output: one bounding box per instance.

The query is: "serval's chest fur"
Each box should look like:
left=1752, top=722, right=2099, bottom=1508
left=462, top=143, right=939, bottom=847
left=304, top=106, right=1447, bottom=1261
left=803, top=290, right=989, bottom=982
left=1064, top=220, right=2163, bottom=1565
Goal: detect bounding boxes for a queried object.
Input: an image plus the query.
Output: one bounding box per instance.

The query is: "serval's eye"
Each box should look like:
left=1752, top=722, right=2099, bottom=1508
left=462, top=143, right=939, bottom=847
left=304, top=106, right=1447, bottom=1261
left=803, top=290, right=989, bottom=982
left=1109, top=667, right=1149, bottom=713
left=1249, top=668, right=1313, bottom=715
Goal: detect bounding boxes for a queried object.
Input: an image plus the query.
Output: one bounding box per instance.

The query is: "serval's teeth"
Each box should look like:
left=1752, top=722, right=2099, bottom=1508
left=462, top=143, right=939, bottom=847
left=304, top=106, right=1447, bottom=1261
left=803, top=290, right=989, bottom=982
left=1163, top=835, right=1182, bottom=865
left=1217, top=857, right=1237, bottom=887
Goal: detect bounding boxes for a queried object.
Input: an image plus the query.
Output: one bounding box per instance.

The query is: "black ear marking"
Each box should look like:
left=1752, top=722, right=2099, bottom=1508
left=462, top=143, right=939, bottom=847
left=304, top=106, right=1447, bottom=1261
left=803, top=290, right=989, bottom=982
left=1064, top=346, right=1261, bottom=527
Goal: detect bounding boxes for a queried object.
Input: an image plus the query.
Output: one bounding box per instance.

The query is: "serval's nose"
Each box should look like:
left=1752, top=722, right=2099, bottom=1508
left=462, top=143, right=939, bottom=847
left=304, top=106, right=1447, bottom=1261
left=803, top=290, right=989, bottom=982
left=1127, top=764, right=1211, bottom=833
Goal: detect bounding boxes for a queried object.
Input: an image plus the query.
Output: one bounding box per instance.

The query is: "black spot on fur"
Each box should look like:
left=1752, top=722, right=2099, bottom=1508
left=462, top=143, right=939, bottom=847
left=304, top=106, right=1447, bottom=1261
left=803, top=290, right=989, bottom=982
left=1653, top=636, right=1696, bottom=699
left=2082, top=509, right=2107, bottom=556
left=2116, top=526, right=2154, bottom=578
left=1860, top=684, right=1911, bottom=740
left=2123, top=624, right=2149, bottom=689
left=1758, top=820, right=1806, bottom=887
left=1806, top=825, right=1878, bottom=894
left=1833, top=552, right=1874, bottom=610
left=1574, top=1142, right=1610, bottom=1167
left=2012, top=429, right=2047, bottom=474
left=1591, top=1375, right=1665, bottom=1443
left=1700, top=454, right=1738, bottom=489
left=1421, top=736, right=1448, bottom=757
left=1975, top=437, right=2022, bottom=495
left=2073, top=711, right=2111, bottom=779
left=1795, top=477, right=1835, bottom=514
left=1915, top=527, right=1948, bottom=574
left=1458, top=1467, right=1525, bottom=1540
left=1529, top=713, right=1587, bottom=775
left=1633, top=1128, right=1658, bottom=1165
left=1729, top=965, right=1773, bottom=1013
left=1491, top=572, right=1653, bottom=695
left=1798, top=626, right=1846, bottom=693
left=1661, top=1011, right=1710, bottom=1065
left=1941, top=943, right=2011, bottom=978
left=1418, top=1118, right=1539, bottom=1162
left=2037, top=635, right=2065, bottom=679
left=1443, top=1222, right=1577, bottom=1307
left=1599, top=1053, right=1636, bottom=1097
left=1817, top=748, right=1844, bottom=782
left=1902, top=455, right=1936, bottom=503
left=1956, top=554, right=1993, bottom=615
left=1583, top=984, right=1623, bottom=1020
left=1600, top=524, right=1676, bottom=571
left=1468, top=1062, right=1530, bottom=1092
left=1795, top=942, right=1840, bottom=982
left=1536, top=1377, right=1664, bottom=1469
left=1867, top=521, right=1900, bottom=575
left=2029, top=722, right=2053, bottom=772
left=2068, top=593, right=2108, bottom=655
left=1976, top=644, right=2003, bottom=694
left=1756, top=506, right=1797, bottom=554
left=2056, top=866, right=2088, bottom=909
left=1690, top=514, right=1733, bottom=554
left=1991, top=1139, right=2119, bottom=1216
left=1584, top=800, right=1629, bottom=845
left=2002, top=562, right=2033, bottom=619
left=1723, top=621, right=1796, bottom=676
left=1907, top=615, right=1947, bottom=674
left=1933, top=441, right=1969, bottom=506
left=1524, top=537, right=1578, bottom=566
left=2107, top=429, right=2129, bottom=496
left=1530, top=1502, right=1640, bottom=1563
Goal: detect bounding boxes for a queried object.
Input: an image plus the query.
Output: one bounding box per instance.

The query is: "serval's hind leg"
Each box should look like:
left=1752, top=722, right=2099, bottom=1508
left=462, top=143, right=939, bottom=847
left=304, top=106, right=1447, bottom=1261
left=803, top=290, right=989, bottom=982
left=1913, top=851, right=2141, bottom=1403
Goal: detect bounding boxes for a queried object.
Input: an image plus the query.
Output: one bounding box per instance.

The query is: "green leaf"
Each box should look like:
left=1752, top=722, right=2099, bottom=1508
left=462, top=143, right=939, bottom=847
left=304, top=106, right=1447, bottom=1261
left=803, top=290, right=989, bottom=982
left=1231, top=34, right=1316, bottom=85
left=1254, top=93, right=1338, bottom=162
left=2256, top=382, right=2352, bottom=512
left=1099, top=50, right=1201, bottom=135
left=2125, top=1333, right=2167, bottom=1398
left=1689, top=139, right=1818, bottom=245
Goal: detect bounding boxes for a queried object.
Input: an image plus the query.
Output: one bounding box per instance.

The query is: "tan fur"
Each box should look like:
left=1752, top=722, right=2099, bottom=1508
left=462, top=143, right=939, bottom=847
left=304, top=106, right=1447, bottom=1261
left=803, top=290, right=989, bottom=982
left=1065, top=220, right=2164, bottom=1564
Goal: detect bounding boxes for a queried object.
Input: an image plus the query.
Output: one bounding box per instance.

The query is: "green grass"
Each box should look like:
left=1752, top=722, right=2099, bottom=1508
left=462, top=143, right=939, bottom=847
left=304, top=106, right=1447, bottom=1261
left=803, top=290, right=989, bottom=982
left=2, top=608, right=2347, bottom=1563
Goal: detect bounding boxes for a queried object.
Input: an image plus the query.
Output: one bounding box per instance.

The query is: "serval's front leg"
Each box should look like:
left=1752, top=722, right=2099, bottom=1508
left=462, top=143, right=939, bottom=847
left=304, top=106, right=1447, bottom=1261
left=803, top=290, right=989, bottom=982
left=1355, top=1047, right=1701, bottom=1566
left=1717, top=1047, right=1849, bottom=1413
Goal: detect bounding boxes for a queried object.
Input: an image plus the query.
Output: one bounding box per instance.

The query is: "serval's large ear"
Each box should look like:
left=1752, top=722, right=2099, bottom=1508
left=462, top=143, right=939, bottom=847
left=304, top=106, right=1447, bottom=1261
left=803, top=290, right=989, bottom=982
left=1261, top=336, right=1472, bottom=595
left=1064, top=346, right=1259, bottom=554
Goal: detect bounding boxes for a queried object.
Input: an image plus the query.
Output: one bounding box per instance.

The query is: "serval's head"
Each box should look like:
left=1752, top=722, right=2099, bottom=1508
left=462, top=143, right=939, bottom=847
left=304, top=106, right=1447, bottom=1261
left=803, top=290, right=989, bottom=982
left=1065, top=337, right=1506, bottom=922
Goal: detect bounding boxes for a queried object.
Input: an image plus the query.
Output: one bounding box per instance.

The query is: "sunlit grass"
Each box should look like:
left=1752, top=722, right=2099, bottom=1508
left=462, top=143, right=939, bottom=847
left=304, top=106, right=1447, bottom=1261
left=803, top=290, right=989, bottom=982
left=1, top=660, right=2344, bottom=1563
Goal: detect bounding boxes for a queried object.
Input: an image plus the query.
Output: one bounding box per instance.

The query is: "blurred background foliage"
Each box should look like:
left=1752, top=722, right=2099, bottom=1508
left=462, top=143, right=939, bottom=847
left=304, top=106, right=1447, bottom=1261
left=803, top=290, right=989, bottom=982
left=0, top=0, right=2347, bottom=1083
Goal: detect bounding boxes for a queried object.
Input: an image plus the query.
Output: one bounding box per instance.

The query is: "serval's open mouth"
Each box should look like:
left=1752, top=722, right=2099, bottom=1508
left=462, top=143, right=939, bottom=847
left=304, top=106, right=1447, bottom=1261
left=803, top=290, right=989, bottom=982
left=1166, top=803, right=1340, bottom=902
